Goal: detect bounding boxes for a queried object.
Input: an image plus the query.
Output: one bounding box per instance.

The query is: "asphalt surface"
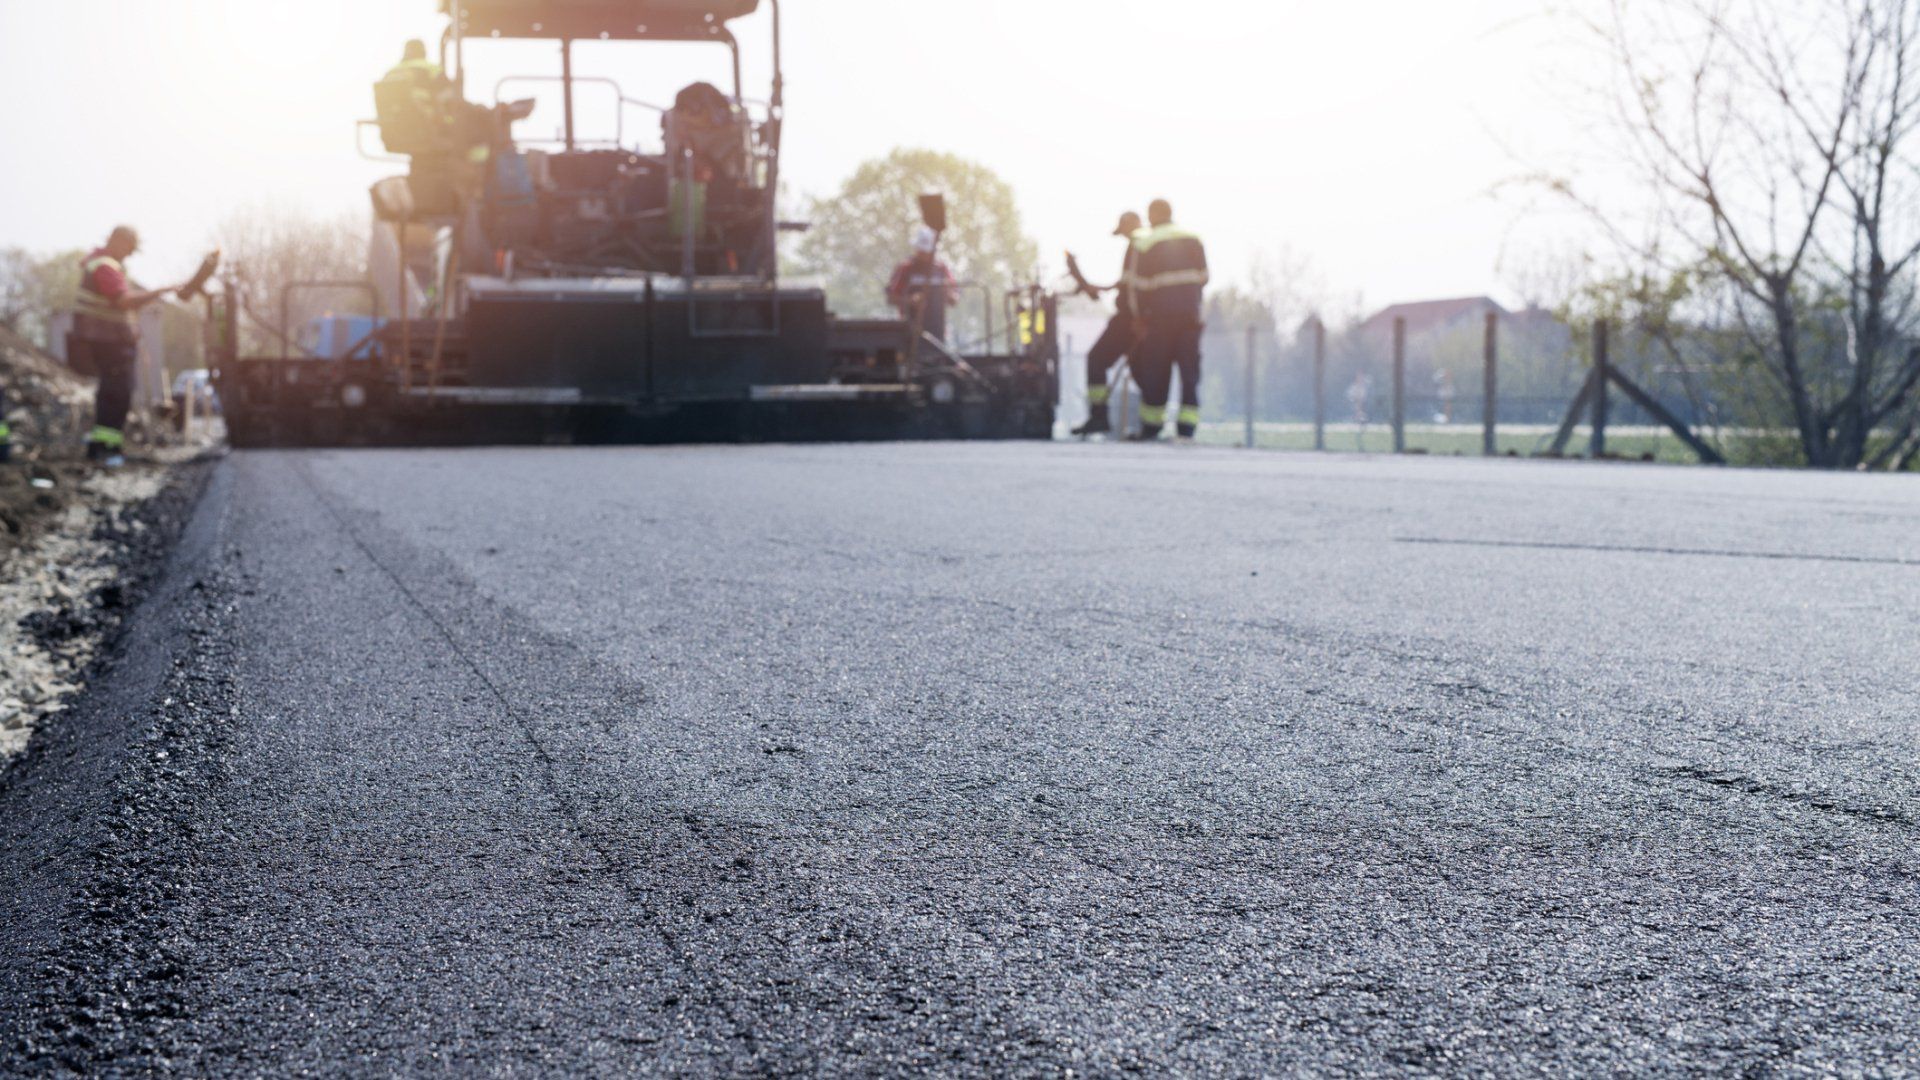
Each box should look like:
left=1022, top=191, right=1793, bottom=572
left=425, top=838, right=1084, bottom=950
left=4, top=443, right=1919, bottom=1075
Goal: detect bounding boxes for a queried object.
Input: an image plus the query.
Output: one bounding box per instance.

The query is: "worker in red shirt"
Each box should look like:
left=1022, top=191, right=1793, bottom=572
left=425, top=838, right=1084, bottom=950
left=70, top=226, right=178, bottom=465
left=886, top=226, right=959, bottom=346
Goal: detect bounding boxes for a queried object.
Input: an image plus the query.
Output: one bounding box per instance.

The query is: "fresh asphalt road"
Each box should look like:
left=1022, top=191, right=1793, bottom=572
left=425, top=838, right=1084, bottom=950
left=5, top=443, right=1920, bottom=1075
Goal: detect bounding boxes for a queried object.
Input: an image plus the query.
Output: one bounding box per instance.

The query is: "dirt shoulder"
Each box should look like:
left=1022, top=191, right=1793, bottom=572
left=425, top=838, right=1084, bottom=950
left=0, top=459, right=210, bottom=761
left=0, top=323, right=213, bottom=762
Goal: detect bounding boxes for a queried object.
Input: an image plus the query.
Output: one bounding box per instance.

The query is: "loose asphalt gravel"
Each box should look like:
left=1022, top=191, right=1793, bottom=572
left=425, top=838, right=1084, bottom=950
left=2, top=443, right=1918, bottom=1076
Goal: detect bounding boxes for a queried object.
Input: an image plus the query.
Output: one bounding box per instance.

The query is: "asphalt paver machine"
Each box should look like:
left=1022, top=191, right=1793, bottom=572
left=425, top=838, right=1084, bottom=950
left=216, top=0, right=1058, bottom=446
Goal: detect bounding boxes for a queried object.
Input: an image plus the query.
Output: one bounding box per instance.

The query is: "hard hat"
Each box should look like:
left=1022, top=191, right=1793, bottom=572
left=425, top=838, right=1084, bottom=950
left=912, top=225, right=938, bottom=254
left=1112, top=211, right=1142, bottom=237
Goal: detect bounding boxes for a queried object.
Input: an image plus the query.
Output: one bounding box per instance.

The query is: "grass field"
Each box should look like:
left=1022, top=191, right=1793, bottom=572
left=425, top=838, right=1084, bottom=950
left=1189, top=422, right=1723, bottom=463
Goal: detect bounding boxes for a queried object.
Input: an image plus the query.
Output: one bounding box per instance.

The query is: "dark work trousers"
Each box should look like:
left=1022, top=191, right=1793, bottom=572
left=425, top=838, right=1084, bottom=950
left=1086, top=313, right=1135, bottom=393
left=1131, top=319, right=1203, bottom=435
left=922, top=295, right=948, bottom=346
left=83, top=337, right=137, bottom=443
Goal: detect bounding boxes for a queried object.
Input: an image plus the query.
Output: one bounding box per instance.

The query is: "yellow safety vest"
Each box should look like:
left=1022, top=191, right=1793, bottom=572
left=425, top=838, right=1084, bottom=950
left=75, top=254, right=133, bottom=329
left=382, top=58, right=454, bottom=124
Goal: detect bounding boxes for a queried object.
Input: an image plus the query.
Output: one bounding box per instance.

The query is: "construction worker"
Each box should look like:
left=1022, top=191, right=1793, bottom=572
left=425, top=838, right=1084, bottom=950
left=70, top=227, right=177, bottom=466
left=1128, top=199, right=1209, bottom=441
left=886, top=226, right=959, bottom=345
left=374, top=40, right=455, bottom=153
left=389, top=37, right=442, bottom=81
left=375, top=40, right=504, bottom=216
left=1069, top=210, right=1143, bottom=437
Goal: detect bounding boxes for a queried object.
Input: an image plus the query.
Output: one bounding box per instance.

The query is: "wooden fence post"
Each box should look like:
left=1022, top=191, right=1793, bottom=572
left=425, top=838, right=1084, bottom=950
left=1243, top=324, right=1256, bottom=448
left=1591, top=319, right=1610, bottom=458
left=1391, top=316, right=1406, bottom=453
left=1313, top=318, right=1326, bottom=451
left=1483, top=311, right=1498, bottom=456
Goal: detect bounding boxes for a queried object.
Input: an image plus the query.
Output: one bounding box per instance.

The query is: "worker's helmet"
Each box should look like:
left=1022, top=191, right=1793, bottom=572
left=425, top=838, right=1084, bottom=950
left=911, top=225, right=938, bottom=255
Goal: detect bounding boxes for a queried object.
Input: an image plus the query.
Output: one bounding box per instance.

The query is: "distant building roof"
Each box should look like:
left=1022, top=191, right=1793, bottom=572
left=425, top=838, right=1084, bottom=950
left=1358, top=296, right=1509, bottom=338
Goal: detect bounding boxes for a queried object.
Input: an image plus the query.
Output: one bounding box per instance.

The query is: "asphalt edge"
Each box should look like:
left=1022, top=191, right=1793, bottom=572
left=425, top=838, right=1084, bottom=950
left=0, top=456, right=237, bottom=1075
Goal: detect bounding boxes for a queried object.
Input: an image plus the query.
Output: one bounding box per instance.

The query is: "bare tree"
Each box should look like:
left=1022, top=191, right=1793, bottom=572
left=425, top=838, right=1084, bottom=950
left=1249, top=245, right=1326, bottom=340
left=1499, top=243, right=1592, bottom=313
left=1572, top=0, right=1920, bottom=468
left=212, top=203, right=370, bottom=355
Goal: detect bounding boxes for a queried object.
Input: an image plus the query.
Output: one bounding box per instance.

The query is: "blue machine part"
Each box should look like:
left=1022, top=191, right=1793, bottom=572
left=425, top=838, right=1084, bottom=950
left=296, top=315, right=383, bottom=359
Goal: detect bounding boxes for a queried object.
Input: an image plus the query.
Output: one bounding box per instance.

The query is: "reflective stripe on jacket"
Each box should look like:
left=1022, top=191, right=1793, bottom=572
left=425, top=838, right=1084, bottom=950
left=1131, top=224, right=1208, bottom=323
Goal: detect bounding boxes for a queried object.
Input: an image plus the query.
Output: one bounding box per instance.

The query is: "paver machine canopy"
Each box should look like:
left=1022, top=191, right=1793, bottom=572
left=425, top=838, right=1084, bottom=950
left=452, top=0, right=763, bottom=38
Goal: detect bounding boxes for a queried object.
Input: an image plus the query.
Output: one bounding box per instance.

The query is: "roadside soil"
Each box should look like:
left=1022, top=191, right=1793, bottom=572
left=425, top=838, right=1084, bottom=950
left=0, top=325, right=209, bottom=763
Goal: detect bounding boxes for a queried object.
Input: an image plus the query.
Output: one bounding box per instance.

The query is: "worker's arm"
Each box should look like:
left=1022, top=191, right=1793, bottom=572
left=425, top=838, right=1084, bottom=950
left=112, top=285, right=179, bottom=311
left=89, top=258, right=178, bottom=311
left=1065, top=251, right=1115, bottom=295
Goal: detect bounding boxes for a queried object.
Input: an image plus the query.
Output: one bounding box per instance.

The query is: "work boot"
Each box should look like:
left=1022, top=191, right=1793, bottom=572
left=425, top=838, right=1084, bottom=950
left=1071, top=413, right=1110, bottom=438
left=1176, top=407, right=1200, bottom=441
left=1127, top=425, right=1164, bottom=442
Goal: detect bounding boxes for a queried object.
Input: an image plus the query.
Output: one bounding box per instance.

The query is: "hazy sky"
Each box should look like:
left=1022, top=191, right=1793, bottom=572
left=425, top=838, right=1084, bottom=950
left=0, top=1, right=1598, bottom=313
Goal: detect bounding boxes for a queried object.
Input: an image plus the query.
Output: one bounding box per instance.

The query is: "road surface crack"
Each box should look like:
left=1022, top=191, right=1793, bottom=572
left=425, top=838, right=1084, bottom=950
left=1655, top=763, right=1915, bottom=828
left=1396, top=536, right=1920, bottom=567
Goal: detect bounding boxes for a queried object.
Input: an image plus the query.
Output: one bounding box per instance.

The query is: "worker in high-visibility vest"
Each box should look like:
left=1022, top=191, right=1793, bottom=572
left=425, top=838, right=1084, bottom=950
left=383, top=39, right=445, bottom=90
left=1070, top=210, right=1142, bottom=437
left=70, top=226, right=179, bottom=466
left=1127, top=199, right=1209, bottom=441
left=374, top=40, right=458, bottom=155
left=374, top=39, right=500, bottom=216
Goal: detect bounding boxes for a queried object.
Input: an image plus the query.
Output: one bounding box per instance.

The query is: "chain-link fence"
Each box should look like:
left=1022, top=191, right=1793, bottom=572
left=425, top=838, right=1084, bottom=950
left=1151, top=312, right=1727, bottom=464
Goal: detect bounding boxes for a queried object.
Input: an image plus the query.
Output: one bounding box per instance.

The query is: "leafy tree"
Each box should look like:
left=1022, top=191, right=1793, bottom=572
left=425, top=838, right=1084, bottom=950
left=794, top=148, right=1038, bottom=349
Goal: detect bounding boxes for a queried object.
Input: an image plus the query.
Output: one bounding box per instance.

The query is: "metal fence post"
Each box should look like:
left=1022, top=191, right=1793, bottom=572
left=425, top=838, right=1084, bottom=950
left=1313, top=317, right=1326, bottom=451
left=1591, top=319, right=1609, bottom=458
left=1391, top=316, right=1406, bottom=453
left=1483, top=310, right=1498, bottom=456
left=1243, top=324, right=1256, bottom=449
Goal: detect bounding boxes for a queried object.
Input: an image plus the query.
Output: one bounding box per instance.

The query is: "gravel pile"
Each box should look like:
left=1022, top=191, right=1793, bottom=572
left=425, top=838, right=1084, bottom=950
left=0, top=324, right=95, bottom=467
